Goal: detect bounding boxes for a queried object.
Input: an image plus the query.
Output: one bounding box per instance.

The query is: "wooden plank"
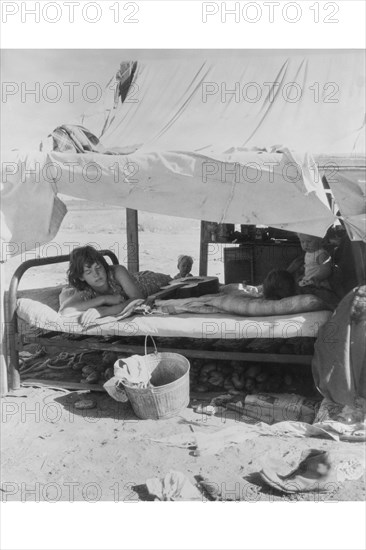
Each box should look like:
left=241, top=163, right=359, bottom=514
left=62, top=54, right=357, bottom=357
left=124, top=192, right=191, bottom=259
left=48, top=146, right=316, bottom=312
left=21, top=379, right=105, bottom=392
left=126, top=209, right=139, bottom=273
left=0, top=262, right=9, bottom=395
left=22, top=335, right=313, bottom=365
left=351, top=241, right=366, bottom=287
left=199, top=221, right=209, bottom=276
left=315, top=154, right=366, bottom=170
left=190, top=391, right=224, bottom=401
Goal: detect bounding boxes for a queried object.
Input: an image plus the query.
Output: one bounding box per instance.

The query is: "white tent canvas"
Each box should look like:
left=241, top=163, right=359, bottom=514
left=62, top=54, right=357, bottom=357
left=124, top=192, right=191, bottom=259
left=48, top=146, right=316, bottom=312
left=1, top=50, right=365, bottom=259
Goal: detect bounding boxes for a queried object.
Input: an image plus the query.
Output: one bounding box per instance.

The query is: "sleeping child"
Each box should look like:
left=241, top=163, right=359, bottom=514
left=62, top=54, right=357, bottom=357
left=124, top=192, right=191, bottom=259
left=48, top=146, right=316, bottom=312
left=262, top=270, right=296, bottom=300
left=237, top=270, right=296, bottom=300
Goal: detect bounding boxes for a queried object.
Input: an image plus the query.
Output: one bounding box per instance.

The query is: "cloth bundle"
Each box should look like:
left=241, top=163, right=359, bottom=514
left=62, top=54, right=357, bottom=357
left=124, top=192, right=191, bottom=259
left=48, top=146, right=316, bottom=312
left=47, top=124, right=140, bottom=155
left=113, top=355, right=157, bottom=388
left=103, top=352, right=160, bottom=402
left=146, top=471, right=202, bottom=501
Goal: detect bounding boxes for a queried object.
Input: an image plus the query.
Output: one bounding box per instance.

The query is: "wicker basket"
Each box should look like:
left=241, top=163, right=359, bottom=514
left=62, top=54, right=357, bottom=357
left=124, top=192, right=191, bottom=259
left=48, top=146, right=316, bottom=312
left=123, top=337, right=190, bottom=420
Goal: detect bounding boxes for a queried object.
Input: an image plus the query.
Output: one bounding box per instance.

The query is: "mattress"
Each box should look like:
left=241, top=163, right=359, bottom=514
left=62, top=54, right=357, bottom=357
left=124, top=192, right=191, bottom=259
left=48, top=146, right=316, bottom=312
left=16, top=286, right=332, bottom=339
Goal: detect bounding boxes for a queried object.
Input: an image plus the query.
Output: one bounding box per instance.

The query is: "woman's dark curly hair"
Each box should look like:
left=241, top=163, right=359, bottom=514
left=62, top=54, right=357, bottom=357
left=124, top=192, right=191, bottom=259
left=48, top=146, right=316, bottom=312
left=67, top=246, right=110, bottom=291
left=263, top=269, right=296, bottom=300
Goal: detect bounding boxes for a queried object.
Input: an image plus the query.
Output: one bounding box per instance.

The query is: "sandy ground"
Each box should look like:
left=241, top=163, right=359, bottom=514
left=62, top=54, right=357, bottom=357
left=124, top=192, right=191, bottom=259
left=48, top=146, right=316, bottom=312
left=2, top=386, right=365, bottom=503
left=2, top=202, right=365, bottom=503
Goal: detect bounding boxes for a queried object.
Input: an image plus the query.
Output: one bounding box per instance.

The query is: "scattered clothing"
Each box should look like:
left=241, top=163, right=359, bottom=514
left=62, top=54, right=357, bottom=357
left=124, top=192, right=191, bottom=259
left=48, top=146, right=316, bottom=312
left=198, top=474, right=249, bottom=501
left=258, top=447, right=364, bottom=494
left=146, top=471, right=202, bottom=501
left=259, top=449, right=337, bottom=493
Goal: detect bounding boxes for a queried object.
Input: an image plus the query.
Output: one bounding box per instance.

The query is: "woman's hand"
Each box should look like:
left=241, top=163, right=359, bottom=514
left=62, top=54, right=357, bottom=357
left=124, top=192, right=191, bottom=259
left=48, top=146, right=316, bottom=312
left=103, top=294, right=124, bottom=306
left=298, top=277, right=314, bottom=287
left=80, top=308, right=102, bottom=326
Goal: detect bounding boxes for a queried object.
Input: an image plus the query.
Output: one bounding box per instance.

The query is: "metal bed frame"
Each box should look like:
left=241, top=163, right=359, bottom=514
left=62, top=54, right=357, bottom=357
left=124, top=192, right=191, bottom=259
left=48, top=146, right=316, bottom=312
left=5, top=250, right=314, bottom=391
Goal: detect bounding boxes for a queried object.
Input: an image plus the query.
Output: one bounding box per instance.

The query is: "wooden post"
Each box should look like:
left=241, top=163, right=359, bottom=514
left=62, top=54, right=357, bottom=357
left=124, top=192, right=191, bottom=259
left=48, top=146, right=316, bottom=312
left=1, top=262, right=9, bottom=395
left=199, top=221, right=209, bottom=276
left=126, top=208, right=139, bottom=273
left=351, top=241, right=366, bottom=286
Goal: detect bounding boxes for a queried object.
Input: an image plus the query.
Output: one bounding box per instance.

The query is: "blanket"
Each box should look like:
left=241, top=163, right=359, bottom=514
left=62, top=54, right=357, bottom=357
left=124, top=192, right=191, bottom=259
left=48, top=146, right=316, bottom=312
left=156, top=292, right=329, bottom=317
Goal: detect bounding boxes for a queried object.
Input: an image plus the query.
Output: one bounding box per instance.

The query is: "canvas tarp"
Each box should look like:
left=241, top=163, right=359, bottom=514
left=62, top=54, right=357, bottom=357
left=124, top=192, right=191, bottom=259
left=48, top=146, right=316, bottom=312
left=99, top=50, right=365, bottom=155
left=1, top=50, right=365, bottom=258
left=327, top=168, right=366, bottom=242
left=1, top=147, right=339, bottom=259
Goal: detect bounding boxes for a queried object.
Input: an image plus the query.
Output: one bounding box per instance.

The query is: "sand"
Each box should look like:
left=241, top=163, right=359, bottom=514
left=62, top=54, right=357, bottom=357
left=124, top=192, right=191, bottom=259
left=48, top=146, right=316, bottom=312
left=2, top=202, right=365, bottom=504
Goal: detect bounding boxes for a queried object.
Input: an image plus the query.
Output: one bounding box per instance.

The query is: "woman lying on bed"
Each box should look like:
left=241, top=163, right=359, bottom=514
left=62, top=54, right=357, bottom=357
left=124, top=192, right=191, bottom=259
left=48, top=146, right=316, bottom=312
left=59, top=246, right=144, bottom=326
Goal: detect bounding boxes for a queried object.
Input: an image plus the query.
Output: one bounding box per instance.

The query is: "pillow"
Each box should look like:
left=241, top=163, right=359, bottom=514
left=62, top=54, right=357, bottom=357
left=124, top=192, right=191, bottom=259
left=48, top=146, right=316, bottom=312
left=17, top=298, right=63, bottom=330
left=132, top=271, right=172, bottom=298
left=17, top=285, right=65, bottom=312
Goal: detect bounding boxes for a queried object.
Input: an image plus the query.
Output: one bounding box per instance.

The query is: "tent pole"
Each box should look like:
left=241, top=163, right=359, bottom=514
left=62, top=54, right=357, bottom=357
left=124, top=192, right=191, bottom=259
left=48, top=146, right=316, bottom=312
left=351, top=242, right=366, bottom=286
left=0, top=262, right=9, bottom=395
left=126, top=208, right=139, bottom=273
left=199, top=221, right=208, bottom=276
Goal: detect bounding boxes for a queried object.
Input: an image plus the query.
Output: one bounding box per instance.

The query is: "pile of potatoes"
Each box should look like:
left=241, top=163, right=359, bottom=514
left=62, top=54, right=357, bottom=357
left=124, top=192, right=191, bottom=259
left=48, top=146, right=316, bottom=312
left=246, top=337, right=315, bottom=355
left=189, top=359, right=315, bottom=396
left=78, top=351, right=121, bottom=384
left=20, top=347, right=315, bottom=396
left=20, top=349, right=121, bottom=385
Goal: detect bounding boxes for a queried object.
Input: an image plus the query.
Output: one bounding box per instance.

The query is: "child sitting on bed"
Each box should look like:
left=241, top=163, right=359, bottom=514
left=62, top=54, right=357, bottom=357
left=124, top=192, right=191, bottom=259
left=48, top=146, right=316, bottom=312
left=173, top=255, right=194, bottom=279
left=59, top=245, right=144, bottom=326
left=296, top=233, right=332, bottom=289
left=288, top=233, right=338, bottom=308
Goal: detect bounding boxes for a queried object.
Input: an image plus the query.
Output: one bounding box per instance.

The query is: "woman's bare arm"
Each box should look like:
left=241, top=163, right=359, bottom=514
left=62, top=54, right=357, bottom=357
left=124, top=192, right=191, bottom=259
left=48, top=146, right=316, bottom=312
left=80, top=298, right=143, bottom=326
left=113, top=265, right=144, bottom=299
left=60, top=293, right=122, bottom=316
left=312, top=260, right=332, bottom=282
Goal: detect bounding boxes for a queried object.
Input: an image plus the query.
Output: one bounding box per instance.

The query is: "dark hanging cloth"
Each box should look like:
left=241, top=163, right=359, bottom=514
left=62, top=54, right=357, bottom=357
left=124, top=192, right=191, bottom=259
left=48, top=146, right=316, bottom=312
left=116, top=61, right=138, bottom=103
left=312, top=285, right=366, bottom=405
left=99, top=61, right=138, bottom=138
